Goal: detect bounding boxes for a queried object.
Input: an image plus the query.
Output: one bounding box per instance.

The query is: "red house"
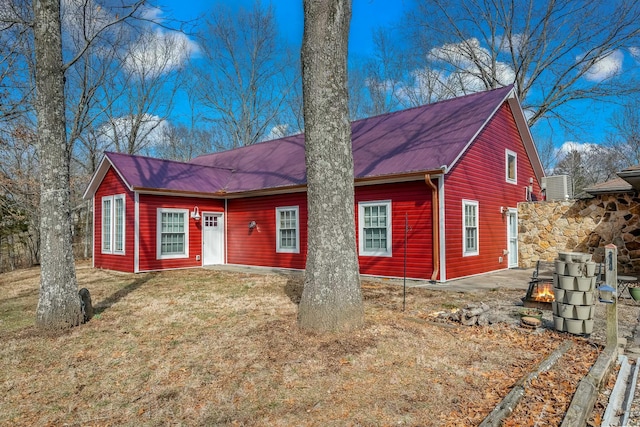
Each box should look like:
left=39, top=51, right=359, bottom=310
left=83, top=86, right=544, bottom=282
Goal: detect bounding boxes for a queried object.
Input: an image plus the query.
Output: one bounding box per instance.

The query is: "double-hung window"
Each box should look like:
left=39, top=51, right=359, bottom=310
left=463, top=200, right=479, bottom=256
left=506, top=149, right=517, bottom=184
left=157, top=209, right=189, bottom=259
left=276, top=206, right=299, bottom=253
left=101, top=194, right=125, bottom=254
left=359, top=200, right=392, bottom=257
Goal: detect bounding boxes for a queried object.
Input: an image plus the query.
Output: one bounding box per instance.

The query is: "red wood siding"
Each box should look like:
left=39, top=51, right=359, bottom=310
left=94, top=168, right=135, bottom=272
left=137, top=194, right=225, bottom=272
left=444, top=102, right=542, bottom=280
left=355, top=182, right=433, bottom=279
left=227, top=193, right=308, bottom=270
left=226, top=181, right=433, bottom=279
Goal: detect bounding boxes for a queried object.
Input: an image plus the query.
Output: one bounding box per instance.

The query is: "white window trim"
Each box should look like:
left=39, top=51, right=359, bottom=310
left=157, top=208, right=189, bottom=260
left=276, top=206, right=300, bottom=253
left=101, top=197, right=112, bottom=254
left=506, top=149, right=517, bottom=184
left=101, top=194, right=125, bottom=255
left=358, top=200, right=392, bottom=257
left=463, top=200, right=479, bottom=257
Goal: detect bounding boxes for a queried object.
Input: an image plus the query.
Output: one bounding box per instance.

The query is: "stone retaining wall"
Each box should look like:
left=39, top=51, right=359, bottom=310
left=518, top=192, right=640, bottom=274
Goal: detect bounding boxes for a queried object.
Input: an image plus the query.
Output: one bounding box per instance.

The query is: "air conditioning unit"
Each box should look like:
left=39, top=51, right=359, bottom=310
left=541, top=175, right=573, bottom=201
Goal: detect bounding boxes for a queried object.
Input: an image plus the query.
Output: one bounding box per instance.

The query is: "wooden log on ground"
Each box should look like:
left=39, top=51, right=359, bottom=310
left=479, top=340, right=573, bottom=427
left=561, top=346, right=618, bottom=427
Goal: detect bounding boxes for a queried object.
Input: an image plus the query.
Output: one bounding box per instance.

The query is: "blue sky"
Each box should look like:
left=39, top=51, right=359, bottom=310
left=157, top=0, right=626, bottom=154
left=162, top=0, right=406, bottom=56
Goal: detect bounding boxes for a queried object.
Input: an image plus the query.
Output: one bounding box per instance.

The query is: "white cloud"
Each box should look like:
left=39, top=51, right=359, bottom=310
left=124, top=30, right=199, bottom=79
left=390, top=39, right=515, bottom=104
left=500, top=33, right=528, bottom=55
left=557, top=141, right=598, bottom=156
left=429, top=39, right=485, bottom=70
left=393, top=68, right=448, bottom=104
left=361, top=39, right=516, bottom=108
left=629, top=47, right=640, bottom=62
left=263, top=124, right=290, bottom=141
left=140, top=6, right=164, bottom=22
left=100, top=114, right=168, bottom=154
left=58, top=0, right=198, bottom=79
left=61, top=0, right=114, bottom=41
left=429, top=38, right=515, bottom=93
left=581, top=50, right=624, bottom=82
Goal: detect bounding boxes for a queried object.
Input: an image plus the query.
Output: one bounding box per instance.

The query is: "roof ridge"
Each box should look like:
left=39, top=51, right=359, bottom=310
left=190, top=85, right=514, bottom=162
left=106, top=151, right=234, bottom=173
left=190, top=133, right=304, bottom=162
left=350, top=84, right=514, bottom=124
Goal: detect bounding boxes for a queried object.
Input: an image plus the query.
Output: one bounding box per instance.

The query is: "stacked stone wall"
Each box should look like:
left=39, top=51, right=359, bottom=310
left=518, top=192, right=640, bottom=274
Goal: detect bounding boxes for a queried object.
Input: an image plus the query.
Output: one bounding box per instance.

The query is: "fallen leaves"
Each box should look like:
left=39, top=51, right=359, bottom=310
left=0, top=266, right=611, bottom=426
left=502, top=340, right=600, bottom=426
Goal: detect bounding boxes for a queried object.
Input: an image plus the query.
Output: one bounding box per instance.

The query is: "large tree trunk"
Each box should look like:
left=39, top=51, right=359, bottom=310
left=33, top=0, right=82, bottom=329
left=298, top=0, right=363, bottom=332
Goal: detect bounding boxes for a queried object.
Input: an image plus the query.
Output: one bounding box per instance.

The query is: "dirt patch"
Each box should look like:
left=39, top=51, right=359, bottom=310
left=0, top=264, right=635, bottom=426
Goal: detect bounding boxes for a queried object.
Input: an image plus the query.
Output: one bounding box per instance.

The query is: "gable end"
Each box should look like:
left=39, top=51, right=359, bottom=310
left=83, top=155, right=133, bottom=200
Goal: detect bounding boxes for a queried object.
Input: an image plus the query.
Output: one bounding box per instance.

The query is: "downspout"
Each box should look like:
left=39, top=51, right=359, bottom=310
left=224, top=199, right=228, bottom=265
left=425, top=174, right=439, bottom=282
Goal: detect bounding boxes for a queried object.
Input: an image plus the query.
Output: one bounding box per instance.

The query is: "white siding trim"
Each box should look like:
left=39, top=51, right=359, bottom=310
left=358, top=200, right=392, bottom=257
left=92, top=197, right=95, bottom=268
left=156, top=208, right=190, bottom=260
left=462, top=199, right=479, bottom=257
left=275, top=206, right=300, bottom=254
left=224, top=199, right=228, bottom=264
left=438, top=176, right=446, bottom=282
left=114, top=194, right=125, bottom=253
left=134, top=192, right=139, bottom=273
left=101, top=196, right=112, bottom=253
left=446, top=87, right=515, bottom=173
left=101, top=194, right=126, bottom=255
left=505, top=149, right=517, bottom=184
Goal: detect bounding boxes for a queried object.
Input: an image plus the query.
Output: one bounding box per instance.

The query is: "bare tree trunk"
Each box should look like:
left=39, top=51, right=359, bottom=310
left=8, top=234, right=15, bottom=271
left=298, top=0, right=363, bottom=332
left=33, top=0, right=82, bottom=329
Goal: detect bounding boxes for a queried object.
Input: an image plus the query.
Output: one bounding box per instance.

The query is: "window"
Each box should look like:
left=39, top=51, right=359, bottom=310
left=506, top=149, right=517, bottom=184
left=358, top=200, right=392, bottom=257
left=463, top=200, right=478, bottom=256
left=114, top=197, right=124, bottom=252
left=101, top=195, right=125, bottom=254
left=276, top=206, right=299, bottom=253
left=157, top=209, right=189, bottom=259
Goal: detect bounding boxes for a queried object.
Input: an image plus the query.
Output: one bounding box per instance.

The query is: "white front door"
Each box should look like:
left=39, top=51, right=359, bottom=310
left=203, top=213, right=224, bottom=265
left=507, top=210, right=518, bottom=268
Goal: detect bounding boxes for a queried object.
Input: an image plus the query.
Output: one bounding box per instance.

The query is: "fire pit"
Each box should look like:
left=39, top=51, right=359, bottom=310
left=523, top=280, right=554, bottom=310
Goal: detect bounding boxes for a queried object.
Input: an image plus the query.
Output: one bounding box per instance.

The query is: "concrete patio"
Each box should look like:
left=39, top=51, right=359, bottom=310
left=208, top=264, right=535, bottom=292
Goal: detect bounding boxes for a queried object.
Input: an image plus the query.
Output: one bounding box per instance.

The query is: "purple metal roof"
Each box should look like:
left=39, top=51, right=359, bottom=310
left=190, top=136, right=308, bottom=193
left=351, top=86, right=510, bottom=178
left=101, top=86, right=514, bottom=195
left=191, top=86, right=514, bottom=193
left=105, top=151, right=233, bottom=194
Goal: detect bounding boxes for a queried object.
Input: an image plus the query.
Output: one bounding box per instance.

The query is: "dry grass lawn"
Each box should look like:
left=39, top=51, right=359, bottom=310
left=0, top=262, right=603, bottom=426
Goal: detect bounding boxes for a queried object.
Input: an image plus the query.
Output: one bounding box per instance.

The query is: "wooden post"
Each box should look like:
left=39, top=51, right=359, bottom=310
left=604, top=244, right=618, bottom=348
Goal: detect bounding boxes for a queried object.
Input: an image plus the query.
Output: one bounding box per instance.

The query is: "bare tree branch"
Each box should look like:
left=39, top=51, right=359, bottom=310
left=403, top=0, right=640, bottom=128
left=195, top=1, right=299, bottom=149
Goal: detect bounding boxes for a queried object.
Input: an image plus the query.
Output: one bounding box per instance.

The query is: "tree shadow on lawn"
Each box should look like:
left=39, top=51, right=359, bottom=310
left=93, top=274, right=155, bottom=315
left=284, top=276, right=303, bottom=305
left=283, top=275, right=405, bottom=307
